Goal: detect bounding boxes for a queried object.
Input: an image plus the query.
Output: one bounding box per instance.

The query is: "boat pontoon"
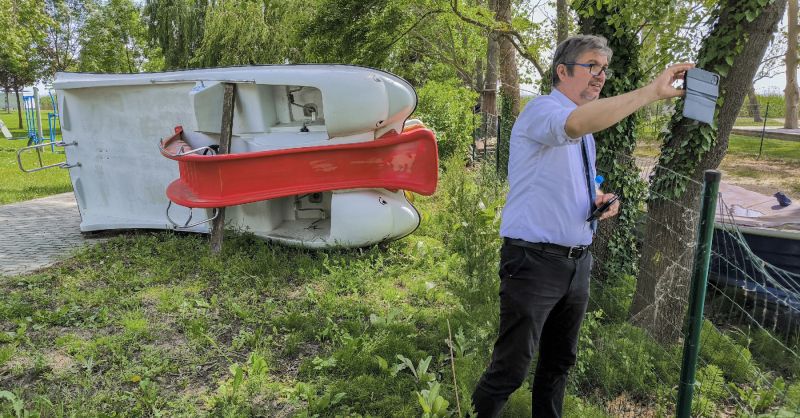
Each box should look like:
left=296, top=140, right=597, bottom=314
left=43, top=65, right=439, bottom=248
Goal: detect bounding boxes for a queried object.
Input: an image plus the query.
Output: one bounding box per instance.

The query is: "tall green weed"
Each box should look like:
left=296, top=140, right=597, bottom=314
left=415, top=80, right=479, bottom=161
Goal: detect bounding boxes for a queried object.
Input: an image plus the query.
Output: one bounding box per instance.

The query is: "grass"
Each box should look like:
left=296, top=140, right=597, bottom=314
left=635, top=133, right=800, bottom=195
left=734, top=117, right=784, bottom=127
left=726, top=134, right=800, bottom=161
left=0, top=160, right=519, bottom=417
left=0, top=111, right=73, bottom=204
left=1, top=156, right=798, bottom=417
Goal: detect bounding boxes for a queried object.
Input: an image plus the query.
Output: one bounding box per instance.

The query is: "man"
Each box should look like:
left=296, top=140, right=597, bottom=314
left=471, top=35, right=693, bottom=417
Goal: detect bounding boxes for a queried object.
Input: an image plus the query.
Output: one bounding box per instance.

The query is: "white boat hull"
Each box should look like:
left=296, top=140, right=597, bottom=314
left=54, top=65, right=427, bottom=248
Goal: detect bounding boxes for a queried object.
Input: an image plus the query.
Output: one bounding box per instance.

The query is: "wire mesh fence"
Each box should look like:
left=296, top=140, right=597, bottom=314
left=592, top=154, right=799, bottom=416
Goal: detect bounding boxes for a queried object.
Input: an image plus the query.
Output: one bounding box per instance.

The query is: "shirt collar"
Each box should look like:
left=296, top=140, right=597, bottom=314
left=550, top=88, right=577, bottom=109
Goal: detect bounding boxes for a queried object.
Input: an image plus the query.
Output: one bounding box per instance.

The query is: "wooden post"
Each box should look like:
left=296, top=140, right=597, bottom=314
left=210, top=83, right=236, bottom=254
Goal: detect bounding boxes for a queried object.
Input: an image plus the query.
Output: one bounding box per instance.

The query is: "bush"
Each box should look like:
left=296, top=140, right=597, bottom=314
left=698, top=321, right=758, bottom=382
left=580, top=322, right=679, bottom=398
left=731, top=327, right=800, bottom=377
left=414, top=80, right=479, bottom=161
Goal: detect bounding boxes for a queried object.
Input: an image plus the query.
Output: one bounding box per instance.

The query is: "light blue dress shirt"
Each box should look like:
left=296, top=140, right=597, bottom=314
left=499, top=89, right=597, bottom=247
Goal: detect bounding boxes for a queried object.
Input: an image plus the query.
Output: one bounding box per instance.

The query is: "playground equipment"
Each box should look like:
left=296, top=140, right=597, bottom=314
left=20, top=65, right=439, bottom=248
left=0, top=120, right=11, bottom=139
left=20, top=87, right=60, bottom=151
left=47, top=91, right=60, bottom=149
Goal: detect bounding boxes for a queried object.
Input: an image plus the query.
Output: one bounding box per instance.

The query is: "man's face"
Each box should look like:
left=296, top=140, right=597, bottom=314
left=556, top=50, right=609, bottom=106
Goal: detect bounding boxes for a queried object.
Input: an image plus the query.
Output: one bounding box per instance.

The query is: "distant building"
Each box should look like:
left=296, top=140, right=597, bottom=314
left=1, top=91, right=19, bottom=111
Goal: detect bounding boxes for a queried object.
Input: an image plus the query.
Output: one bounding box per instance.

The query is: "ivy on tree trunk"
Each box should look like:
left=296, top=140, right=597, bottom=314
left=631, top=0, right=787, bottom=344
left=575, top=1, right=646, bottom=299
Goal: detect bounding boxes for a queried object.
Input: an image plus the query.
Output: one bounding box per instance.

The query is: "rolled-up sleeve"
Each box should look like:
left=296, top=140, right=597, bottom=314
left=514, top=95, right=581, bottom=146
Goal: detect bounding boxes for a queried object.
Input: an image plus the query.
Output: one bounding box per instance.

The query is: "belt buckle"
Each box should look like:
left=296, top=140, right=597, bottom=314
left=567, top=246, right=583, bottom=259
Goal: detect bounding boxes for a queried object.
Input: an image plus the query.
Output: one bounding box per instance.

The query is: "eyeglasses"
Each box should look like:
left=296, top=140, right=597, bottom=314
left=563, top=63, right=612, bottom=78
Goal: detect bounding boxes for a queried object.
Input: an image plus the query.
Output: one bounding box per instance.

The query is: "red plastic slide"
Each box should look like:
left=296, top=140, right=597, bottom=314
left=160, top=126, right=439, bottom=208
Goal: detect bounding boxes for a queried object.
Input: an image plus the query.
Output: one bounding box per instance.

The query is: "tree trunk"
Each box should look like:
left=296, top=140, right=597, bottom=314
left=15, top=89, right=23, bottom=129
left=785, top=0, right=798, bottom=128
left=631, top=0, right=787, bottom=344
left=572, top=2, right=644, bottom=309
left=557, top=0, right=568, bottom=44
left=4, top=88, right=9, bottom=113
left=482, top=0, right=499, bottom=116
left=496, top=0, right=520, bottom=116
left=475, top=57, right=484, bottom=102
left=748, top=85, right=763, bottom=122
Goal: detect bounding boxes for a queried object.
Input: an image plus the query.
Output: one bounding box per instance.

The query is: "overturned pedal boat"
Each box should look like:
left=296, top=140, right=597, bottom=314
left=46, top=65, right=439, bottom=248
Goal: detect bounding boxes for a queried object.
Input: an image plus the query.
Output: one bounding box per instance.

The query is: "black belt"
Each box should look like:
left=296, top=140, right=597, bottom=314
left=504, top=237, right=588, bottom=259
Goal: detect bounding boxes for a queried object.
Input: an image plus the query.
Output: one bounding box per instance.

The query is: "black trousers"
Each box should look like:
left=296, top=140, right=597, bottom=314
left=472, top=240, right=592, bottom=418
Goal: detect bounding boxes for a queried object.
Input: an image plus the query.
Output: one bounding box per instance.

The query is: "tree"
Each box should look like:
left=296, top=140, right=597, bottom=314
left=631, top=0, right=787, bottom=343
left=482, top=0, right=499, bottom=115
left=0, top=0, right=50, bottom=127
left=192, top=0, right=300, bottom=67
left=42, top=0, right=91, bottom=78
left=299, top=0, right=417, bottom=69
left=785, top=0, right=798, bottom=128
left=78, top=0, right=158, bottom=73
left=496, top=0, right=519, bottom=116
left=749, top=34, right=787, bottom=121
left=142, top=0, right=211, bottom=70
left=556, top=0, right=568, bottom=44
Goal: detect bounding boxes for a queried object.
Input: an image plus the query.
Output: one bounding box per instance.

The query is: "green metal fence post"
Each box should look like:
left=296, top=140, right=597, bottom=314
left=676, top=169, right=722, bottom=418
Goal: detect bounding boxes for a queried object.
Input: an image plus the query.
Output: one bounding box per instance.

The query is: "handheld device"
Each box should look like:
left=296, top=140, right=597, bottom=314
left=586, top=194, right=620, bottom=222
left=682, top=68, right=719, bottom=124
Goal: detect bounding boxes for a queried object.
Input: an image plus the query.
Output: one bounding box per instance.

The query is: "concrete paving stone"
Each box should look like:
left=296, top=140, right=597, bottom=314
left=0, top=193, right=108, bottom=277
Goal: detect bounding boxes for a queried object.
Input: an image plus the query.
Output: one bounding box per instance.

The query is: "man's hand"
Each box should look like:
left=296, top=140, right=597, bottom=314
left=647, top=63, right=695, bottom=101
left=595, top=193, right=620, bottom=220
left=565, top=62, right=696, bottom=138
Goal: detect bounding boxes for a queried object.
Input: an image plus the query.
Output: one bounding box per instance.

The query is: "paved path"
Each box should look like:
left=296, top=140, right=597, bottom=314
left=0, top=193, right=106, bottom=276
left=731, top=126, right=800, bottom=142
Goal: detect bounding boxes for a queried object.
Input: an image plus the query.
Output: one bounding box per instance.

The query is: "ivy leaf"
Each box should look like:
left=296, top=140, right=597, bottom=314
left=725, top=55, right=734, bottom=66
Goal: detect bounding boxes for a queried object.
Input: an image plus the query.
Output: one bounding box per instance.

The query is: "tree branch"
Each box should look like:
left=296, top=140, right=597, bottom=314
left=449, top=0, right=545, bottom=77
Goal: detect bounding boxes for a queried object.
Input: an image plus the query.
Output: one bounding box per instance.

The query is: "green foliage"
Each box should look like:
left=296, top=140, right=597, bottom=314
left=415, top=80, right=479, bottom=161
left=562, top=395, right=610, bottom=417
left=699, top=321, right=758, bottom=382
left=416, top=382, right=451, bottom=418
left=430, top=157, right=504, bottom=289
left=575, top=0, right=649, bottom=278
left=731, top=327, right=800, bottom=377
left=692, top=364, right=726, bottom=417
left=298, top=0, right=412, bottom=68
left=580, top=322, right=679, bottom=398
left=651, top=0, right=778, bottom=201
left=0, top=0, right=51, bottom=89
left=730, top=376, right=785, bottom=415
left=738, top=93, right=786, bottom=118
left=192, top=0, right=299, bottom=67
left=77, top=0, right=158, bottom=73
left=588, top=273, right=636, bottom=322
left=142, top=0, right=210, bottom=70
left=42, top=0, right=91, bottom=75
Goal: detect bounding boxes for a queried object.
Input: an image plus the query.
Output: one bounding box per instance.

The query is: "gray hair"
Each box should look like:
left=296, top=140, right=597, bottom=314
left=551, top=35, right=613, bottom=86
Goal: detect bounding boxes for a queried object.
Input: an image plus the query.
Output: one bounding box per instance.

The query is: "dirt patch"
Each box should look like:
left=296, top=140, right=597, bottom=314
left=45, top=350, right=75, bottom=374
left=719, top=156, right=800, bottom=197
left=605, top=393, right=658, bottom=417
